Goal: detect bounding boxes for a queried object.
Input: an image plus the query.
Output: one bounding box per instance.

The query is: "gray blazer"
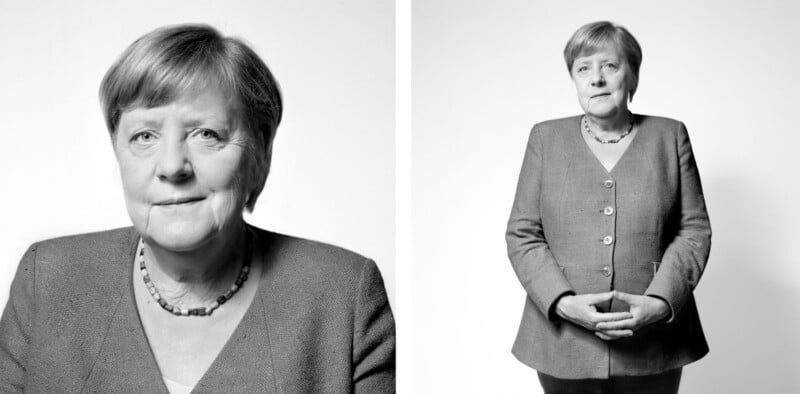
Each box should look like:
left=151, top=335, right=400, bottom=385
left=0, top=226, right=395, bottom=393
left=506, top=115, right=711, bottom=379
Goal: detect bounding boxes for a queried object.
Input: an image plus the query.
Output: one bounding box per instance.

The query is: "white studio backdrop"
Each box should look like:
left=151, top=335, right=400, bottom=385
left=0, top=0, right=395, bottom=311
left=412, top=0, right=799, bottom=393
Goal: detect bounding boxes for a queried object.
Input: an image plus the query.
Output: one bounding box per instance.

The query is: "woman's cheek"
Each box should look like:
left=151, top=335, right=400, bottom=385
left=118, top=159, right=153, bottom=228
left=208, top=150, right=250, bottom=219
left=122, top=187, right=150, bottom=236
left=209, top=189, right=243, bottom=228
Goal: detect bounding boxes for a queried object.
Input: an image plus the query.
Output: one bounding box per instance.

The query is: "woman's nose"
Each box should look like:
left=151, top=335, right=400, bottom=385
left=155, top=139, right=193, bottom=183
left=590, top=68, right=605, bottom=86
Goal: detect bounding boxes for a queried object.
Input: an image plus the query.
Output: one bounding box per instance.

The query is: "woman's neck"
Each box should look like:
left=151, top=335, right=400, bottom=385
left=586, top=108, right=631, bottom=134
left=143, top=221, right=248, bottom=304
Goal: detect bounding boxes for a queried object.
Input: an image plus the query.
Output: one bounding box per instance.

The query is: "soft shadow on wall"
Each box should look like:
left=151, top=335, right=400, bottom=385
left=682, top=176, right=800, bottom=394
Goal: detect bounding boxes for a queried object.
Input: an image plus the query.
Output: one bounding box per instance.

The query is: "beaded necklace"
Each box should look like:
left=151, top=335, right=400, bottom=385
left=138, top=234, right=251, bottom=317
left=583, top=112, right=634, bottom=144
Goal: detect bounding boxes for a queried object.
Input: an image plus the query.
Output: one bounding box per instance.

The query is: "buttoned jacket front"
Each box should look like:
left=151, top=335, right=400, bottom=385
left=506, top=115, right=711, bottom=379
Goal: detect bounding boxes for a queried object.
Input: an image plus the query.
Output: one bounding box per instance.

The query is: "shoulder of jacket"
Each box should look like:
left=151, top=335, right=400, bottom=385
left=31, top=227, right=135, bottom=263
left=637, top=114, right=684, bottom=133
left=252, top=226, right=376, bottom=285
left=532, top=115, right=582, bottom=135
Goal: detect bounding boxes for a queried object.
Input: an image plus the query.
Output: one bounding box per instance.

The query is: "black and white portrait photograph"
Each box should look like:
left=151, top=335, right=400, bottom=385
left=3, top=0, right=800, bottom=393
left=0, top=1, right=395, bottom=392
left=411, top=1, right=799, bottom=393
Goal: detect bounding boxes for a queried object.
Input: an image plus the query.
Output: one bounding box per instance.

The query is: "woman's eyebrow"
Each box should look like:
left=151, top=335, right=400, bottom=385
left=183, top=115, right=230, bottom=127
left=125, top=118, right=162, bottom=129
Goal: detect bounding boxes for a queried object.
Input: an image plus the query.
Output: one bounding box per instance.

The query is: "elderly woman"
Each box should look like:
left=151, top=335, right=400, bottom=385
left=506, top=21, right=711, bottom=393
left=0, top=24, right=394, bottom=393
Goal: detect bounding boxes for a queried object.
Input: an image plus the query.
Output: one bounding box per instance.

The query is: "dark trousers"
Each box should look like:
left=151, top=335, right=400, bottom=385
left=537, top=368, right=682, bottom=394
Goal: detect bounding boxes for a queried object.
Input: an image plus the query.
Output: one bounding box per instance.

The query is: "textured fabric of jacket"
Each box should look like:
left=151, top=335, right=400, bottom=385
left=0, top=226, right=395, bottom=393
left=506, top=115, right=711, bottom=379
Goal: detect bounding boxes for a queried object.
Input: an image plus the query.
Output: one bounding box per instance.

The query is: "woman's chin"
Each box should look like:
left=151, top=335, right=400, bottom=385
left=143, top=220, right=217, bottom=252
left=586, top=105, right=624, bottom=119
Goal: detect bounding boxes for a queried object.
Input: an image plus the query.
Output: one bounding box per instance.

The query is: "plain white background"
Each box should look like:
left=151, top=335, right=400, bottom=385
left=3, top=1, right=800, bottom=392
left=412, top=0, right=799, bottom=393
left=0, top=0, right=395, bottom=310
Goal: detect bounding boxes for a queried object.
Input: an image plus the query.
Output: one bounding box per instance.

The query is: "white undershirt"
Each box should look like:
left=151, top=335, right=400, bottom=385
left=162, top=375, right=194, bottom=394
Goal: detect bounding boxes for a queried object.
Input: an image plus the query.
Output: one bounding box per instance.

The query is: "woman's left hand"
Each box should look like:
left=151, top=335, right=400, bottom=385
left=593, top=291, right=670, bottom=341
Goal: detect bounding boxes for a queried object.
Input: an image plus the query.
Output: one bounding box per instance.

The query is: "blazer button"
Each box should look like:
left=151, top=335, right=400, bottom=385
left=603, top=179, right=615, bottom=188
left=603, top=206, right=614, bottom=215
left=603, top=236, right=614, bottom=245
left=602, top=266, right=612, bottom=277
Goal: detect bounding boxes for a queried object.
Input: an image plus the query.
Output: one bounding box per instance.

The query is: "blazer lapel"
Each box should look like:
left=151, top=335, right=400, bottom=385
left=81, top=228, right=167, bottom=393
left=192, top=282, right=277, bottom=393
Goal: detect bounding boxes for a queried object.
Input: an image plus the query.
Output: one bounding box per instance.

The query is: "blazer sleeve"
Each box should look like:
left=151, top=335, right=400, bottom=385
left=506, top=126, right=575, bottom=321
left=645, top=122, right=712, bottom=321
left=352, top=259, right=395, bottom=393
left=0, top=244, right=37, bottom=393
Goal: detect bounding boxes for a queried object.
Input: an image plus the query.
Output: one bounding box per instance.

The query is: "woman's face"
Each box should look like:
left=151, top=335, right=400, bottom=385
left=114, top=86, right=252, bottom=251
left=571, top=47, right=629, bottom=119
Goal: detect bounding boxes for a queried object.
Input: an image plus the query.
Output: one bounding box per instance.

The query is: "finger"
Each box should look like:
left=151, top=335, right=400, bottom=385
left=583, top=291, right=617, bottom=305
left=594, top=330, right=632, bottom=341
left=596, top=318, right=637, bottom=331
left=589, top=311, right=633, bottom=323
left=596, top=329, right=634, bottom=339
left=595, top=331, right=614, bottom=341
left=612, top=291, right=639, bottom=305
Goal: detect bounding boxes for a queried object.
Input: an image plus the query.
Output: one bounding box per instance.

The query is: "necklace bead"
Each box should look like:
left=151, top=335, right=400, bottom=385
left=137, top=235, right=252, bottom=317
left=583, top=113, right=634, bottom=144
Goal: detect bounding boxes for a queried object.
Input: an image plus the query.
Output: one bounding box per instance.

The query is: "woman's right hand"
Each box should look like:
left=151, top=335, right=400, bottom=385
left=555, top=291, right=633, bottom=335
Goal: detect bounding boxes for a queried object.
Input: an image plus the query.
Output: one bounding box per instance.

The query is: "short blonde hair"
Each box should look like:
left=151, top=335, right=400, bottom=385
left=99, top=24, right=282, bottom=211
left=564, top=21, right=642, bottom=101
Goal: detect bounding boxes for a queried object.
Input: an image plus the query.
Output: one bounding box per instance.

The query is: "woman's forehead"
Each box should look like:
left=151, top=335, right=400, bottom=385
left=575, top=43, right=623, bottom=62
left=120, top=87, right=236, bottom=125
left=128, top=81, right=235, bottom=112
left=125, top=64, right=233, bottom=106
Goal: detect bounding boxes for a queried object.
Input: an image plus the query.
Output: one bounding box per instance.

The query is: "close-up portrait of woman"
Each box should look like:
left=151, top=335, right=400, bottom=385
left=505, top=21, right=710, bottom=393
left=0, top=2, right=395, bottom=393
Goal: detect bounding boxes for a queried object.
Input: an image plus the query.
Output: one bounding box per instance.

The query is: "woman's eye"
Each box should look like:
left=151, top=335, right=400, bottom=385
left=195, top=128, right=222, bottom=141
left=604, top=63, right=618, bottom=71
left=202, top=129, right=218, bottom=139
left=131, top=131, right=156, bottom=144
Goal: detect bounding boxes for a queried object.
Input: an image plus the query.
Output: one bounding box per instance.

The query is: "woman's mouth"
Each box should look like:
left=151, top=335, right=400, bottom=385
left=154, top=197, right=205, bottom=206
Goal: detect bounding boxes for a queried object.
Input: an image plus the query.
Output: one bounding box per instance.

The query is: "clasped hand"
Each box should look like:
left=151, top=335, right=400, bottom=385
left=555, top=291, right=669, bottom=341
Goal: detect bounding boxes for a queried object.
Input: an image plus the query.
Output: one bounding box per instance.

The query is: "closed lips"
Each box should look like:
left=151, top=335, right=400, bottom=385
left=154, top=197, right=204, bottom=205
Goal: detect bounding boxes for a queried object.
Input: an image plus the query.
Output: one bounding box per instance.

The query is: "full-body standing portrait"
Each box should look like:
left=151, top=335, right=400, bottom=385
left=506, top=21, right=711, bottom=393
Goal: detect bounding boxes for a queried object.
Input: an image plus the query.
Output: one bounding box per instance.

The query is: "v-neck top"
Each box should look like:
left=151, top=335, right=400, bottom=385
left=575, top=115, right=641, bottom=176
left=132, top=230, right=264, bottom=390
left=0, top=226, right=396, bottom=393
left=578, top=117, right=640, bottom=174
left=507, top=114, right=711, bottom=379
left=72, top=229, right=279, bottom=392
